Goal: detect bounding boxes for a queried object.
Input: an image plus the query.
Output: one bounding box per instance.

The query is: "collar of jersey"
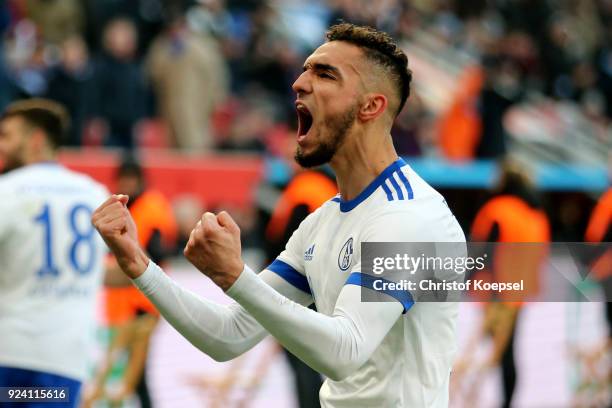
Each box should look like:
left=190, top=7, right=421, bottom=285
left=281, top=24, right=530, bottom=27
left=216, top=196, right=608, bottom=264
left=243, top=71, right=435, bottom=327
left=336, top=157, right=407, bottom=212
left=30, top=161, right=60, bottom=168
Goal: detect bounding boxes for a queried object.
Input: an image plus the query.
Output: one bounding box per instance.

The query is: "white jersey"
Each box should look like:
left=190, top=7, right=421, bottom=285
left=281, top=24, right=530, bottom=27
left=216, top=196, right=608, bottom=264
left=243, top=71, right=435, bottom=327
left=268, top=158, right=466, bottom=407
left=0, top=162, right=108, bottom=381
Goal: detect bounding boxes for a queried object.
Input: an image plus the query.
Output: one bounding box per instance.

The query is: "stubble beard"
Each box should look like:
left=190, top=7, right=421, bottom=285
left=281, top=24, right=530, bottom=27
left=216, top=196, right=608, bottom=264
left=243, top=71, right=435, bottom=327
left=0, top=144, right=26, bottom=174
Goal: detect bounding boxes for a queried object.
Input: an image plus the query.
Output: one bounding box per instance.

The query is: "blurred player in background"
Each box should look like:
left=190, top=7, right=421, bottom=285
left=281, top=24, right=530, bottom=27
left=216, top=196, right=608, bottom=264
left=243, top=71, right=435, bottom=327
left=0, top=99, right=108, bottom=407
left=82, top=157, right=177, bottom=408
left=453, top=163, right=550, bottom=408
left=93, top=23, right=466, bottom=407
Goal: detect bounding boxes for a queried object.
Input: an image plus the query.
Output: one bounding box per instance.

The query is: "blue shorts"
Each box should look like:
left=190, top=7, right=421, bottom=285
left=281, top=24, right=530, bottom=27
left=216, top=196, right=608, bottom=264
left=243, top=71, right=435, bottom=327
left=0, top=366, right=81, bottom=408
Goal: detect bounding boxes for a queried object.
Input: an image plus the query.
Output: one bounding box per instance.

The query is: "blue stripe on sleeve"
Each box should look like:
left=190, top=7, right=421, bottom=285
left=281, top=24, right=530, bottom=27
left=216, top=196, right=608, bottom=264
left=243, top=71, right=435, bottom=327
left=345, top=272, right=414, bottom=313
left=267, top=259, right=312, bottom=295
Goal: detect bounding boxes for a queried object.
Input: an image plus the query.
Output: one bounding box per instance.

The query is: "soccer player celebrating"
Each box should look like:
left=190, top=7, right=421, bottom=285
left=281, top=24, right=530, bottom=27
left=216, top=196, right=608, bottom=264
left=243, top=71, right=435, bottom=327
left=93, top=23, right=466, bottom=407
left=0, top=99, right=108, bottom=406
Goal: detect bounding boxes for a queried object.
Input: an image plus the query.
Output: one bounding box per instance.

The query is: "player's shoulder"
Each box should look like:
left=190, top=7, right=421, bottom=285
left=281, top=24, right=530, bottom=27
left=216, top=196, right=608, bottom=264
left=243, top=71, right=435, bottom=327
left=366, top=160, right=447, bottom=215
left=55, top=165, right=110, bottom=200
left=0, top=163, right=108, bottom=198
left=0, top=164, right=44, bottom=193
left=361, top=162, right=465, bottom=241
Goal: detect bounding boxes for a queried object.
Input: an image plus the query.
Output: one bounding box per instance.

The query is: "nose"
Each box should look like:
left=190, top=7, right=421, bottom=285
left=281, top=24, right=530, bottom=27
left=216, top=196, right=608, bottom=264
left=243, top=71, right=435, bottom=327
left=292, top=70, right=312, bottom=95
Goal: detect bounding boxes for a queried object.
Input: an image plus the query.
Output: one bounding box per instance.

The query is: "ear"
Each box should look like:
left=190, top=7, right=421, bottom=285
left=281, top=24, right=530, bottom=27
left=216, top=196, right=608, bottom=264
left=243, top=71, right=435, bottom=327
left=358, top=93, right=388, bottom=122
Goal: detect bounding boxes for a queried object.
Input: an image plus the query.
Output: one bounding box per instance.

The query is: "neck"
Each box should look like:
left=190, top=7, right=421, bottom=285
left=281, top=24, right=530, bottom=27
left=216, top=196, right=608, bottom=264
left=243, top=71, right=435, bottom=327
left=25, top=149, right=56, bottom=165
left=330, top=127, right=398, bottom=201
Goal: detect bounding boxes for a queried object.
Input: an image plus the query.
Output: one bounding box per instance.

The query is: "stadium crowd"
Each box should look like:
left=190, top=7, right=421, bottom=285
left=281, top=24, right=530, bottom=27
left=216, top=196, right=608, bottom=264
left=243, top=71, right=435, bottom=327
left=0, top=0, right=609, bottom=156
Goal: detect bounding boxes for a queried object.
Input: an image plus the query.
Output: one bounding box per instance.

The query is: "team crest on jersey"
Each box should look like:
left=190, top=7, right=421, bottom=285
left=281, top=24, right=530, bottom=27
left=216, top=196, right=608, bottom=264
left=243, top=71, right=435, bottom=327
left=304, top=244, right=315, bottom=261
left=338, top=238, right=353, bottom=271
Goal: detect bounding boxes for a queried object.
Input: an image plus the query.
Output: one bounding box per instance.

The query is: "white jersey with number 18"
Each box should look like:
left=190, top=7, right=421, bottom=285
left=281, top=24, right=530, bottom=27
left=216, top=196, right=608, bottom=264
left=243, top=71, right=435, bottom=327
left=0, top=163, right=108, bottom=381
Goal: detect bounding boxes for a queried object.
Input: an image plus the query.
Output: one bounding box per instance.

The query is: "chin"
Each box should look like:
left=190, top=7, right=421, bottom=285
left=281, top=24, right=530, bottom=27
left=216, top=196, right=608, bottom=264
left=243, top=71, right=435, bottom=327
left=294, top=145, right=335, bottom=168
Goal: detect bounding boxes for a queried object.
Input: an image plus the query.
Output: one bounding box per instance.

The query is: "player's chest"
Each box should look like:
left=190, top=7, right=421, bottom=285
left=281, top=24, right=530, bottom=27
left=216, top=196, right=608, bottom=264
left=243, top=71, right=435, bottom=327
left=302, top=215, right=362, bottom=307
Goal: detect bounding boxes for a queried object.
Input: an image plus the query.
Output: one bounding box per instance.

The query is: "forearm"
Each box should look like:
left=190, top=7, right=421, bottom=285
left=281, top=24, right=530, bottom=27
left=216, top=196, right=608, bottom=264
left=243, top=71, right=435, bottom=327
left=226, top=266, right=402, bottom=381
left=132, top=262, right=267, bottom=361
left=104, top=260, right=132, bottom=287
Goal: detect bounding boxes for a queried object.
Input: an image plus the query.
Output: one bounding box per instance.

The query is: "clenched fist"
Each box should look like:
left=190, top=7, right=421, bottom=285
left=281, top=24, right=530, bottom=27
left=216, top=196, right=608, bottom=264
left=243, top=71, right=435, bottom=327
left=92, top=194, right=149, bottom=279
left=184, top=211, right=244, bottom=291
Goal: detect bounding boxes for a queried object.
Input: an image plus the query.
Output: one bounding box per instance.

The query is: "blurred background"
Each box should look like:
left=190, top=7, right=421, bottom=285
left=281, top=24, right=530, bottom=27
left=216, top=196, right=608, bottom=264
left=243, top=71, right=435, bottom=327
left=0, top=0, right=609, bottom=407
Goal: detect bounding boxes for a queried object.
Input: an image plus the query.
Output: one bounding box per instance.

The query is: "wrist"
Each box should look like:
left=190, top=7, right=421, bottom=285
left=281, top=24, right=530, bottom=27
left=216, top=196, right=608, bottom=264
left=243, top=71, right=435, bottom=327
left=117, top=248, right=150, bottom=279
left=218, top=260, right=245, bottom=292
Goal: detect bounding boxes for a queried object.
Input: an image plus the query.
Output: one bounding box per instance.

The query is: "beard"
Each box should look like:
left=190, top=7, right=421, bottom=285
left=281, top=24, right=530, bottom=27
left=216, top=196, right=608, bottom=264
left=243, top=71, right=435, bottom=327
left=0, top=147, right=25, bottom=174
left=295, top=104, right=358, bottom=168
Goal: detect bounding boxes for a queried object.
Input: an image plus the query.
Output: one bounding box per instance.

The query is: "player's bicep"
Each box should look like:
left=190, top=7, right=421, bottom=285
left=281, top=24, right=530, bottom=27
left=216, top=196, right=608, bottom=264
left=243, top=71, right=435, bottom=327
left=344, top=270, right=415, bottom=313
left=331, top=283, right=404, bottom=364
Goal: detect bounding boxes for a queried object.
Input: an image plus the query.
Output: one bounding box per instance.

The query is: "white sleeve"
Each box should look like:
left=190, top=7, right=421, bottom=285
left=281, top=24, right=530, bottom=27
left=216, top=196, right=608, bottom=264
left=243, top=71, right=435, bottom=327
left=226, top=265, right=404, bottom=381
left=132, top=261, right=313, bottom=362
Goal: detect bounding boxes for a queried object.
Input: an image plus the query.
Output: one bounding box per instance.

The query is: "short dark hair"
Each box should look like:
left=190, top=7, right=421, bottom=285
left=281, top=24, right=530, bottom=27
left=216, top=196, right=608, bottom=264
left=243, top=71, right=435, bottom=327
left=326, top=23, right=412, bottom=117
left=1, top=98, right=69, bottom=148
left=117, top=155, right=144, bottom=180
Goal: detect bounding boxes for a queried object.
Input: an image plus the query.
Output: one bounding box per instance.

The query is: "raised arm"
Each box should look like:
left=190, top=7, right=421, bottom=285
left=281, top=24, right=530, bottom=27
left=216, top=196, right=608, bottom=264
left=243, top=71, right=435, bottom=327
left=92, top=195, right=313, bottom=361
left=131, top=262, right=313, bottom=361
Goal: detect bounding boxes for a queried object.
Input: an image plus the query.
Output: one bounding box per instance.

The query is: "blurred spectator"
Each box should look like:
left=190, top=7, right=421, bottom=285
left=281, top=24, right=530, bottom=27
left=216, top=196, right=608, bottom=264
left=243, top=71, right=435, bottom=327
left=94, top=17, right=148, bottom=148
left=586, top=187, right=612, bottom=244
left=4, top=19, right=49, bottom=98
left=45, top=35, right=98, bottom=146
left=455, top=162, right=550, bottom=408
left=391, top=93, right=427, bottom=157
left=594, top=25, right=612, bottom=120
left=0, top=0, right=14, bottom=110
left=147, top=9, right=229, bottom=151
left=25, top=0, right=85, bottom=44
left=438, top=66, right=484, bottom=161
left=172, top=194, right=206, bottom=254
left=237, top=2, right=298, bottom=101
left=217, top=94, right=274, bottom=152
left=476, top=54, right=523, bottom=158
left=327, top=0, right=399, bottom=28
left=186, top=0, right=231, bottom=39
left=82, top=0, right=168, bottom=58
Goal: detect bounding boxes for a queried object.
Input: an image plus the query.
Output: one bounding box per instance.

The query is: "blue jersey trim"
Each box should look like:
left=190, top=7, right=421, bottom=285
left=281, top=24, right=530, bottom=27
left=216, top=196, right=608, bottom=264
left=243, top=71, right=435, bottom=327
left=395, top=169, right=414, bottom=200
left=338, top=158, right=408, bottom=212
left=388, top=173, right=404, bottom=200
left=345, top=272, right=414, bottom=313
left=381, top=182, right=393, bottom=201
left=267, top=259, right=312, bottom=295
left=29, top=161, right=61, bottom=168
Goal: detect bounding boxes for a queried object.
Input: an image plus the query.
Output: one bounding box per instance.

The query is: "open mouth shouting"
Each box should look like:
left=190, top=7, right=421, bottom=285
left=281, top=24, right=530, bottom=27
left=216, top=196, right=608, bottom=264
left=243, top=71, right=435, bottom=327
left=295, top=102, right=313, bottom=145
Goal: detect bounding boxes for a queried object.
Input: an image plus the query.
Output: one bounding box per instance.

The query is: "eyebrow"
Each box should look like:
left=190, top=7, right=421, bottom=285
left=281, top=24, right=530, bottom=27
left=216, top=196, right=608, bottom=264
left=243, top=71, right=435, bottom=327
left=303, top=62, right=342, bottom=77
